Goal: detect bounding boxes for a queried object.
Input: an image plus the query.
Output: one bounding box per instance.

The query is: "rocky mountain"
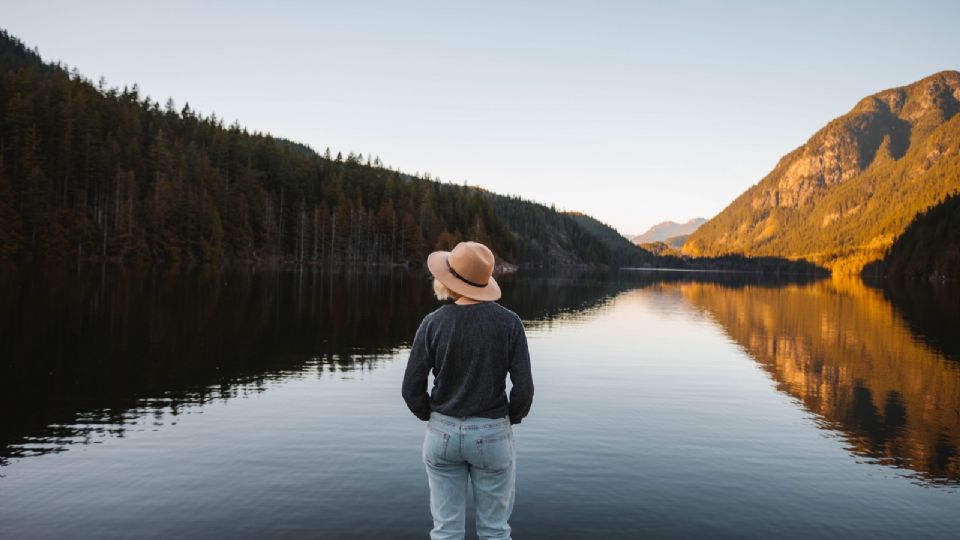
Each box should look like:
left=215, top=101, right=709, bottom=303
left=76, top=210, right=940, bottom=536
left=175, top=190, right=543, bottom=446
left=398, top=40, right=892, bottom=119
left=632, top=218, right=707, bottom=244
left=683, top=71, right=960, bottom=273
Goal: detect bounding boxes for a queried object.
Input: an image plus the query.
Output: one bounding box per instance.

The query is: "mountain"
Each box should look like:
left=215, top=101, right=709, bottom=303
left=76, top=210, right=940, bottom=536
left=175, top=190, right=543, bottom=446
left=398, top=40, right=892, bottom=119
left=683, top=71, right=960, bottom=273
left=632, top=218, right=706, bottom=244
left=635, top=234, right=692, bottom=255
left=636, top=240, right=680, bottom=257
left=0, top=29, right=645, bottom=269
left=663, top=234, right=691, bottom=249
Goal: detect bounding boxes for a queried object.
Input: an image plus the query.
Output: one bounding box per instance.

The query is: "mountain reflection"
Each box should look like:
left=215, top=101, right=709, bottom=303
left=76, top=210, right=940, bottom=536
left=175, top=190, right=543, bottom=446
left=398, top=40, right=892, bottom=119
left=0, top=265, right=641, bottom=465
left=678, top=276, right=960, bottom=484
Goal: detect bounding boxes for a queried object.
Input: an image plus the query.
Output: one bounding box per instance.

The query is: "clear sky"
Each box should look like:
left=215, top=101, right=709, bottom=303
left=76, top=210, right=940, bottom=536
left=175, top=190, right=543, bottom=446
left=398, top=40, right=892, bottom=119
left=4, top=1, right=959, bottom=234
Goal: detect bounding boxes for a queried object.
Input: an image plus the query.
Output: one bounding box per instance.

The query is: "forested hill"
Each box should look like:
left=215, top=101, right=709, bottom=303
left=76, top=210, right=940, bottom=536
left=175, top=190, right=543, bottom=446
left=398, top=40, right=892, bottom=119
left=0, top=29, right=650, bottom=268
left=683, top=70, right=960, bottom=273
left=562, top=211, right=663, bottom=267
left=866, top=193, right=960, bottom=283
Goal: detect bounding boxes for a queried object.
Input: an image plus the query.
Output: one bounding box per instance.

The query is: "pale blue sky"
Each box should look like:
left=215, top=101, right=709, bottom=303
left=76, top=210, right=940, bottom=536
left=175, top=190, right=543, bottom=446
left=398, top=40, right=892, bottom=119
left=4, top=1, right=958, bottom=234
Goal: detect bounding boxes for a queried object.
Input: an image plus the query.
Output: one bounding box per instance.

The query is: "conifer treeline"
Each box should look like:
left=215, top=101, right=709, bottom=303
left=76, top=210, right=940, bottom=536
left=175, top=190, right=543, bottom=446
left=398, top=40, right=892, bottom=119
left=869, top=193, right=960, bottom=282
left=0, top=30, right=636, bottom=267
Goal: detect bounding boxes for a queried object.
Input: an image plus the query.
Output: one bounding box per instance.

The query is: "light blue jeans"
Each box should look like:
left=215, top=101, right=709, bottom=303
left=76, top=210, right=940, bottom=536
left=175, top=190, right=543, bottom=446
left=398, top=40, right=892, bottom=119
left=422, top=411, right=516, bottom=540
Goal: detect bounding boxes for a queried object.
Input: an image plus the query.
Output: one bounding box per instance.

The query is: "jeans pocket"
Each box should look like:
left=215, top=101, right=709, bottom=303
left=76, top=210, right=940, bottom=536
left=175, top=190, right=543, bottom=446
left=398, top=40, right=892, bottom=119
left=476, top=427, right=514, bottom=472
left=423, top=424, right=450, bottom=465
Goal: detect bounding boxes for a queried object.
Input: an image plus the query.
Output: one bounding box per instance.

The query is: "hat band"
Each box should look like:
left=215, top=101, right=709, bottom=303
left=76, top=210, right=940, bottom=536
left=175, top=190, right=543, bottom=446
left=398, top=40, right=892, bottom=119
left=446, top=258, right=488, bottom=288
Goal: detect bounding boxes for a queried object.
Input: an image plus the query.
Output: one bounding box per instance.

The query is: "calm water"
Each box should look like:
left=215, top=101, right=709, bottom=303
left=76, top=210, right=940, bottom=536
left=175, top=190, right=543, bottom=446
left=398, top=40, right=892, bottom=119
left=1, top=266, right=959, bottom=539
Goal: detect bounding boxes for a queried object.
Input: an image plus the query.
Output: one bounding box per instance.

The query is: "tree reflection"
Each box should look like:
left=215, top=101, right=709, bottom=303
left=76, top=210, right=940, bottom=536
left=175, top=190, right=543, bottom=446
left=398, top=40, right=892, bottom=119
left=0, top=265, right=642, bottom=464
left=678, top=276, right=960, bottom=484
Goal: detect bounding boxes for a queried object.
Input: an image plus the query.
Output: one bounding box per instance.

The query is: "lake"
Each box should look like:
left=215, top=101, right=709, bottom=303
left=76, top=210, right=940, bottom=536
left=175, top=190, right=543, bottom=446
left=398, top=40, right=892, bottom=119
left=1, top=266, right=959, bottom=539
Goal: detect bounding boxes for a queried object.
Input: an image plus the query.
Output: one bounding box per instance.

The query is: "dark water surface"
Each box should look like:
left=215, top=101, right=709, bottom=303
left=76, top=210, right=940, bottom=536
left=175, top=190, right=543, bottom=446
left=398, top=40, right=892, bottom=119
left=1, top=266, right=959, bottom=539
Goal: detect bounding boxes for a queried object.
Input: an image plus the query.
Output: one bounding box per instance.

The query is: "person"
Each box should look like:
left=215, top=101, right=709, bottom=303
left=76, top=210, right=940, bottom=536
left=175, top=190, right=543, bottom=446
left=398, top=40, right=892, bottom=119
left=402, top=241, right=534, bottom=540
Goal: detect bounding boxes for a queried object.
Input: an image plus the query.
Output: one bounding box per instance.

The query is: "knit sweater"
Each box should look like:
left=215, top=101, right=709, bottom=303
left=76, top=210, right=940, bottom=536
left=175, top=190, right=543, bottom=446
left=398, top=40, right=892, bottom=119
left=401, top=302, right=534, bottom=424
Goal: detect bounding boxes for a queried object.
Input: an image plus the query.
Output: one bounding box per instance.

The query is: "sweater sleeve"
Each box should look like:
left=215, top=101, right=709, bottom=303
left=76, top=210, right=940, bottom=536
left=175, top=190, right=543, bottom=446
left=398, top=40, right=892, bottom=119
left=401, top=316, right=433, bottom=421
left=507, top=318, right=534, bottom=425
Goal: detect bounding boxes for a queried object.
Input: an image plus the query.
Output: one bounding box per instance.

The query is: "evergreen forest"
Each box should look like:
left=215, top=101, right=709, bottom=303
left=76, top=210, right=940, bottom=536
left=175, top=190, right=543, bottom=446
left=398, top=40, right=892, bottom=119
left=0, top=29, right=652, bottom=269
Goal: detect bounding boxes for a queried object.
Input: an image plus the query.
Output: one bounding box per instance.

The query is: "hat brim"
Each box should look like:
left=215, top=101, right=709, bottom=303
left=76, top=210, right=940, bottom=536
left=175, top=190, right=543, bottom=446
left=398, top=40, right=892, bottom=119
left=427, top=250, right=501, bottom=302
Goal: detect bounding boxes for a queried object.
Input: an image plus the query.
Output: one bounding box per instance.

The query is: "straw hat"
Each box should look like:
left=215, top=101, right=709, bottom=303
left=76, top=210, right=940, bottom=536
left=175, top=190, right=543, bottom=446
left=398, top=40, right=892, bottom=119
left=427, top=241, right=501, bottom=301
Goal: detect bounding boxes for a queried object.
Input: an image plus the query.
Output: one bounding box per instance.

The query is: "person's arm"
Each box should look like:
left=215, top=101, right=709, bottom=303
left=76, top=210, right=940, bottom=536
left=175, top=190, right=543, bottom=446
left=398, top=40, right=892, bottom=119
left=401, top=316, right=433, bottom=421
left=508, top=318, right=534, bottom=425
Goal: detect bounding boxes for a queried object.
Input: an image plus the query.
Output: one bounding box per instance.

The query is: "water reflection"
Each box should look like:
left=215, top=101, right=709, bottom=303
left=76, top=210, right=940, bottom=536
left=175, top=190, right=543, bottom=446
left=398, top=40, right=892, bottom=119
left=678, top=276, right=960, bottom=484
left=0, top=265, right=650, bottom=465
left=3, top=265, right=959, bottom=489
left=878, top=279, right=960, bottom=363
left=0, top=266, right=425, bottom=464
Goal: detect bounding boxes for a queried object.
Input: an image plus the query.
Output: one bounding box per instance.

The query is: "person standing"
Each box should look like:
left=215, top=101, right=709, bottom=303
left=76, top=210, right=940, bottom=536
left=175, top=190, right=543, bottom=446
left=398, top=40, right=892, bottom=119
left=402, top=241, right=534, bottom=540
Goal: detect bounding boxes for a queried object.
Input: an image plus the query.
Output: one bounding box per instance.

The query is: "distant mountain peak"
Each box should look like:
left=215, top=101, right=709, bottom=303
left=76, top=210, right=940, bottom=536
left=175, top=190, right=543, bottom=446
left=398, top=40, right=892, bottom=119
left=632, top=218, right=707, bottom=244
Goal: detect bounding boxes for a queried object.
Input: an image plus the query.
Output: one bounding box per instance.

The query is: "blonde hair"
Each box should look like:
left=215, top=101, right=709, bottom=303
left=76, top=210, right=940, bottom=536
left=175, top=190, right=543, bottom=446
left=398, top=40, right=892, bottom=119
left=433, top=278, right=462, bottom=301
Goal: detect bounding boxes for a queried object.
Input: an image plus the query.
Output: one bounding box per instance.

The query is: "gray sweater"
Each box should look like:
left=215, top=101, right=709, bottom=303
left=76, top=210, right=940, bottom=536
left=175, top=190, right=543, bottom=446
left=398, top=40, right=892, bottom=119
left=401, top=302, right=534, bottom=424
